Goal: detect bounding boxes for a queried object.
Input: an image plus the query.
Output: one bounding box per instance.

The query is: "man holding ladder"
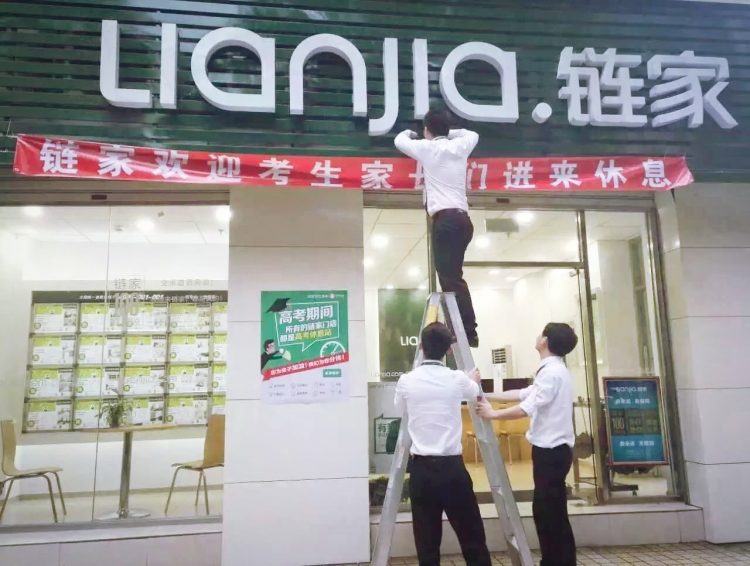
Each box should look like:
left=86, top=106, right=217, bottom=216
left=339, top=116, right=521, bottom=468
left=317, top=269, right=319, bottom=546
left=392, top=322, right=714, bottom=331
left=395, top=322, right=492, bottom=566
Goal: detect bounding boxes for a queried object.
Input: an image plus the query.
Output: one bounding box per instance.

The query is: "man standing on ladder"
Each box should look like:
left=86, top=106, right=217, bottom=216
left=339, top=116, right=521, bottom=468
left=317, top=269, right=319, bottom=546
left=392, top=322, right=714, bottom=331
left=394, top=109, right=480, bottom=347
left=394, top=322, right=492, bottom=566
left=477, top=323, right=579, bottom=566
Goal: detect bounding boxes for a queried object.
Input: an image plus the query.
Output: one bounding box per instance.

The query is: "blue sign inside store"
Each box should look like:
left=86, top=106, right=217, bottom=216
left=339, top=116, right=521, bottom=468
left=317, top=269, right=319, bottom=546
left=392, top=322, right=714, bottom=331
left=603, top=377, right=668, bottom=466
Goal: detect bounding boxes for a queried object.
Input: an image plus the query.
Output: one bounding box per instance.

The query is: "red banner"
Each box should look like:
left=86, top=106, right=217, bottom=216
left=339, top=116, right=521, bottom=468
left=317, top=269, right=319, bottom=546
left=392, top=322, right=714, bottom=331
left=13, top=134, right=693, bottom=192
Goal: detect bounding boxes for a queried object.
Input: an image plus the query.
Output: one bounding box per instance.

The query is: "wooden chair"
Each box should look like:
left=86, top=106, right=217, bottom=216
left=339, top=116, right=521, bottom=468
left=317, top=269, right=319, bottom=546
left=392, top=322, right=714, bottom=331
left=165, top=414, right=225, bottom=516
left=497, top=415, right=530, bottom=465
left=0, top=419, right=66, bottom=523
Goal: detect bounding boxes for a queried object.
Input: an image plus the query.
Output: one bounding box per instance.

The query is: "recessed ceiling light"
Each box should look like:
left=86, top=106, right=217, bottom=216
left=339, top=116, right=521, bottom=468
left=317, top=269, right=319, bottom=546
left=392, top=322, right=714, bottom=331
left=135, top=218, right=155, bottom=233
left=474, top=235, right=490, bottom=249
left=515, top=211, right=535, bottom=225
left=489, top=269, right=500, bottom=276
left=408, top=266, right=420, bottom=278
left=23, top=206, right=43, bottom=218
left=418, top=282, right=427, bottom=290
left=385, top=284, right=394, bottom=290
left=215, top=206, right=232, bottom=223
left=371, top=234, right=389, bottom=249
left=363, top=257, right=374, bottom=269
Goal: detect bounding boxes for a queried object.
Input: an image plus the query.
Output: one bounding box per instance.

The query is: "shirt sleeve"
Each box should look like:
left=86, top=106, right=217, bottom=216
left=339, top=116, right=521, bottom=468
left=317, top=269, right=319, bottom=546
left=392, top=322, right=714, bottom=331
left=394, top=130, right=427, bottom=161
left=518, top=371, right=560, bottom=416
left=394, top=376, right=407, bottom=413
left=457, top=371, right=482, bottom=403
left=447, top=129, right=479, bottom=155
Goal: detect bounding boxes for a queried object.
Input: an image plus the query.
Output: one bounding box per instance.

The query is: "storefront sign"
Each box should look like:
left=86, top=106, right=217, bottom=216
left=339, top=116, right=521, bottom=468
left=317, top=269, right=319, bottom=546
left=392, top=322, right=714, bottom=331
left=14, top=135, right=694, bottom=192
left=100, top=20, right=738, bottom=134
left=261, top=290, right=349, bottom=404
left=603, top=377, right=669, bottom=466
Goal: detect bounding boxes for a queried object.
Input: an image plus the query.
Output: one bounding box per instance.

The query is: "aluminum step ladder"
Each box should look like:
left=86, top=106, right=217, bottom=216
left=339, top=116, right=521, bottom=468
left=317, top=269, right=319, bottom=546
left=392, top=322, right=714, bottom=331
left=371, top=292, right=533, bottom=566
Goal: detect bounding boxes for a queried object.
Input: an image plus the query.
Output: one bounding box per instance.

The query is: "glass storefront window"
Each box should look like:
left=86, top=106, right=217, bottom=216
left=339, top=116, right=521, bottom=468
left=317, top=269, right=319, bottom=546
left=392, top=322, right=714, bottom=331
left=586, top=211, right=675, bottom=499
left=0, top=205, right=228, bottom=527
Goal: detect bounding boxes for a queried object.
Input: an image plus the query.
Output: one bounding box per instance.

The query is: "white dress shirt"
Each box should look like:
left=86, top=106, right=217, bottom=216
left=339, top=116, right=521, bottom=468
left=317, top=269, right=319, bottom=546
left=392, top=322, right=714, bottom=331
left=394, top=129, right=479, bottom=216
left=518, top=356, right=575, bottom=449
left=394, top=361, right=481, bottom=456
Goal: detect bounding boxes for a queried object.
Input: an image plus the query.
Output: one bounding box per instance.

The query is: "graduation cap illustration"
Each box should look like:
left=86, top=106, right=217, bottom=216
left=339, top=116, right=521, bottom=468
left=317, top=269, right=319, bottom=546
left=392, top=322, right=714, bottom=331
left=267, top=297, right=291, bottom=313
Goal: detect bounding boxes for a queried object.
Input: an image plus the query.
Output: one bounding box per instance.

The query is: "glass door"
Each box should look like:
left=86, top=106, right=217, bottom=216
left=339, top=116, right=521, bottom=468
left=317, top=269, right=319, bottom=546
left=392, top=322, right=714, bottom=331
left=461, top=265, right=598, bottom=503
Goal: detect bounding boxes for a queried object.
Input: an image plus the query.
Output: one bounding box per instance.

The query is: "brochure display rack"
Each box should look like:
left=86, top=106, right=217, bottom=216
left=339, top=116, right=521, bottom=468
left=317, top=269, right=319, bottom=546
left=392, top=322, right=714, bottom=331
left=23, top=291, right=228, bottom=432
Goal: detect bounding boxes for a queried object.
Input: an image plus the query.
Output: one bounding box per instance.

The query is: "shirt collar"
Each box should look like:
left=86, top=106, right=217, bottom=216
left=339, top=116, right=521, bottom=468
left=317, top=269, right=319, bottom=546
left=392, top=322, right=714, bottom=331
left=421, top=360, right=446, bottom=367
left=537, top=356, right=563, bottom=371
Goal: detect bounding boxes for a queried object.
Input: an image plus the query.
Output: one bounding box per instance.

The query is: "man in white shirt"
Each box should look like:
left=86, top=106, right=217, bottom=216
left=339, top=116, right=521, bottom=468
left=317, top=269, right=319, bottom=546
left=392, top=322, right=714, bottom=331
left=395, top=322, right=491, bottom=566
left=477, top=323, right=578, bottom=566
left=394, top=109, right=480, bottom=347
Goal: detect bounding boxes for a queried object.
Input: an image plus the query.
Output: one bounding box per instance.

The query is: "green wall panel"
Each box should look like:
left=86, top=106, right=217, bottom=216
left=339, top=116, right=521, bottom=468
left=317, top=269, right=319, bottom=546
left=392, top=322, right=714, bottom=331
left=1, top=0, right=750, bottom=181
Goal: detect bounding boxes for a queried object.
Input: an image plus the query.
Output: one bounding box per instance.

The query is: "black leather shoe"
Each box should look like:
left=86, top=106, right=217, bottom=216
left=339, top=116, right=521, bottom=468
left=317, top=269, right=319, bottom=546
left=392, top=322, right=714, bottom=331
left=467, top=334, right=479, bottom=348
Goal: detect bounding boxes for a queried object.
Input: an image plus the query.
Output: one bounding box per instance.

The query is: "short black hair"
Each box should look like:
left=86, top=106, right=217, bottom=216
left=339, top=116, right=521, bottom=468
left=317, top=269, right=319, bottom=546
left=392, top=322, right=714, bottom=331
left=423, top=108, right=451, bottom=137
left=421, top=322, right=454, bottom=360
left=264, top=339, right=275, bottom=350
left=543, top=323, right=578, bottom=357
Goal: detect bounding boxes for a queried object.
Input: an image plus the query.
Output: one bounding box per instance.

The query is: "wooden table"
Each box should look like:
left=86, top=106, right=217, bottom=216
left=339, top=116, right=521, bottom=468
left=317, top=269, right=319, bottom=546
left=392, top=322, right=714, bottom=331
left=95, top=424, right=175, bottom=520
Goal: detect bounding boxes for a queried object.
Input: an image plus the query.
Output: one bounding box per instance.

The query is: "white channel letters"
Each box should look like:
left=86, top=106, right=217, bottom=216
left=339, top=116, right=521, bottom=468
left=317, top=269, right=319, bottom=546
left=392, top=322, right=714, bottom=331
left=99, top=20, right=738, bottom=134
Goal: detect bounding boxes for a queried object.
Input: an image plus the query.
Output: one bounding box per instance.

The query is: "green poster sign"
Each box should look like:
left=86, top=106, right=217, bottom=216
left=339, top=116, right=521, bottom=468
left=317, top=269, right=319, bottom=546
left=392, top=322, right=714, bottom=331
left=261, top=290, right=348, bottom=404
left=378, top=289, right=425, bottom=381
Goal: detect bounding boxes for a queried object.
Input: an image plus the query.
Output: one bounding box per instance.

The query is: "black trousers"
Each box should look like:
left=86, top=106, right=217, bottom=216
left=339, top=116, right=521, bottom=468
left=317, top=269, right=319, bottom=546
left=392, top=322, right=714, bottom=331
left=532, top=445, right=576, bottom=566
left=409, top=455, right=491, bottom=566
left=431, top=209, right=477, bottom=340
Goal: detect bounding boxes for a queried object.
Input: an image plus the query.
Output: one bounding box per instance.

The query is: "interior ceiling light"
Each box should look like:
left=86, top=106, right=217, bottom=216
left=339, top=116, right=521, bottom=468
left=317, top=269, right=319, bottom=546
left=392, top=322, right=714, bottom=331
left=474, top=235, right=490, bottom=249
left=215, top=206, right=232, bottom=223
left=22, top=206, right=44, bottom=218
left=363, top=257, right=374, bottom=269
left=135, top=218, right=155, bottom=233
left=371, top=234, right=389, bottom=249
left=514, top=211, right=535, bottom=225
left=489, top=269, right=500, bottom=276
left=408, top=266, right=420, bottom=278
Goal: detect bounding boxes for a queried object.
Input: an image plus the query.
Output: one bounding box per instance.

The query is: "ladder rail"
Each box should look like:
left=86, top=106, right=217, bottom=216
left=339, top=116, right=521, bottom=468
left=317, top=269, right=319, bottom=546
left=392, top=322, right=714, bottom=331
left=371, top=292, right=533, bottom=566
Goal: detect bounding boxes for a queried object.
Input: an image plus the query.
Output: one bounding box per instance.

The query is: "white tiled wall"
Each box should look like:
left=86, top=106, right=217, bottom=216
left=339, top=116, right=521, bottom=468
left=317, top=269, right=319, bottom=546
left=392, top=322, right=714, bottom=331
left=221, top=186, right=370, bottom=565
left=657, top=184, right=750, bottom=543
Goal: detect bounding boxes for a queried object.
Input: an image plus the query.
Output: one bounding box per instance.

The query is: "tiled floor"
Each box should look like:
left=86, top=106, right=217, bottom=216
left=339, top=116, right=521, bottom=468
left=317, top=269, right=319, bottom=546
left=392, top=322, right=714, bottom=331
left=364, top=542, right=750, bottom=565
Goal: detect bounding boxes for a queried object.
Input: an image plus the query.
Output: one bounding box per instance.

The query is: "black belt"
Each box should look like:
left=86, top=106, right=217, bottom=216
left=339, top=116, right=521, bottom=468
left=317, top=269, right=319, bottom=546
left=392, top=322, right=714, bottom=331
left=432, top=208, right=468, bottom=220
left=410, top=454, right=462, bottom=460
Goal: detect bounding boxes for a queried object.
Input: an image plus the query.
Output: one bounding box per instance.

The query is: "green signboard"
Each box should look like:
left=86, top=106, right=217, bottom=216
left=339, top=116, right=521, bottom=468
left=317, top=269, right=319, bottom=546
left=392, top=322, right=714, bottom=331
left=261, top=290, right=348, bottom=404
left=378, top=289, right=425, bottom=381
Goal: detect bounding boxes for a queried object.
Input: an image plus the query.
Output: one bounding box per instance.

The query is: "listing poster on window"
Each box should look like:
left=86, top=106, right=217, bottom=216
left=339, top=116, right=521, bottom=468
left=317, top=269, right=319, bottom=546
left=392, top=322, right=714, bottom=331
left=169, top=334, right=210, bottom=363
left=125, top=335, right=167, bottom=364
left=30, top=335, right=76, bottom=365
left=167, top=395, right=208, bottom=425
left=78, top=335, right=122, bottom=365
left=26, top=368, right=73, bottom=399
left=25, top=401, right=71, bottom=431
left=79, top=303, right=122, bottom=333
left=123, top=366, right=165, bottom=396
left=127, top=302, right=168, bottom=332
left=212, top=302, right=228, bottom=332
left=31, top=303, right=78, bottom=334
left=260, top=290, right=349, bottom=404
left=73, top=399, right=103, bottom=430
left=212, top=363, right=227, bottom=393
left=212, top=333, right=227, bottom=362
left=168, top=364, right=209, bottom=394
left=127, top=397, right=164, bottom=426
left=169, top=303, right=212, bottom=333
left=75, top=367, right=120, bottom=397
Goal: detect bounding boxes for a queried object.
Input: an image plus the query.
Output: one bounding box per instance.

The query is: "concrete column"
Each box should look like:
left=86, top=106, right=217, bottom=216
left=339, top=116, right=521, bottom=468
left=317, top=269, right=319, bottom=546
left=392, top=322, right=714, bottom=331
left=222, top=187, right=370, bottom=565
left=657, top=184, right=750, bottom=543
